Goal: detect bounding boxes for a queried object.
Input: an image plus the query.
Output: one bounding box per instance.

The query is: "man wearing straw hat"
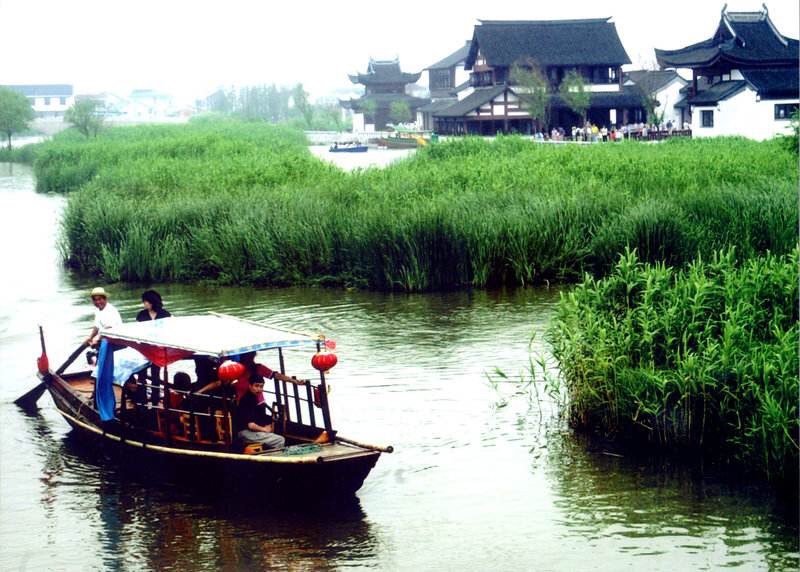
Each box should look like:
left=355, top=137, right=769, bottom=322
left=84, top=287, right=123, bottom=347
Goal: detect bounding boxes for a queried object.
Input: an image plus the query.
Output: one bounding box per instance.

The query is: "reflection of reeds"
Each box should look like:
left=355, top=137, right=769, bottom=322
left=548, top=248, right=799, bottom=482
left=39, top=124, right=797, bottom=290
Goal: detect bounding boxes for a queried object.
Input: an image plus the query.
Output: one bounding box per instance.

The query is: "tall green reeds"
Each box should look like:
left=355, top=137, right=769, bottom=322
left=548, top=248, right=799, bottom=482
left=39, top=122, right=798, bottom=290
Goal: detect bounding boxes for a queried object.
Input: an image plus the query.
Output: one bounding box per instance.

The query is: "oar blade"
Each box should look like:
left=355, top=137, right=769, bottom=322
left=13, top=381, right=48, bottom=412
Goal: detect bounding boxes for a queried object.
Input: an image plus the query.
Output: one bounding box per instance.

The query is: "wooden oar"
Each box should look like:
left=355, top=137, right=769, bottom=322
left=14, top=342, right=88, bottom=411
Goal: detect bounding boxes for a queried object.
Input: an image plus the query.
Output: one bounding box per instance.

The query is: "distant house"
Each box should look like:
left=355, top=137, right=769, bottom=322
left=655, top=5, right=799, bottom=140
left=431, top=18, right=645, bottom=135
left=0, top=84, right=74, bottom=118
left=125, top=89, right=175, bottom=119
left=418, top=41, right=472, bottom=131
left=623, top=70, right=689, bottom=127
left=75, top=92, right=127, bottom=118
left=340, top=58, right=430, bottom=131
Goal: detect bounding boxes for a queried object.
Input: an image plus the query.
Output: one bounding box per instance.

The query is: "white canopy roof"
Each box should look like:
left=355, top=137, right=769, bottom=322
left=101, top=315, right=320, bottom=357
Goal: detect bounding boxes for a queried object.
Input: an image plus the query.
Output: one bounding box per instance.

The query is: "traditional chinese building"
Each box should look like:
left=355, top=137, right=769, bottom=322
left=417, top=42, right=472, bottom=131
left=431, top=18, right=646, bottom=135
left=623, top=70, right=688, bottom=127
left=655, top=5, right=799, bottom=140
left=341, top=58, right=429, bottom=131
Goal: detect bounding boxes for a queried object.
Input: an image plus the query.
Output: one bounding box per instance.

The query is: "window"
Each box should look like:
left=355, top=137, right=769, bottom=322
left=774, top=103, right=798, bottom=120
left=60, top=97, right=67, bottom=105
left=701, top=110, right=714, bottom=128
left=433, top=69, right=451, bottom=90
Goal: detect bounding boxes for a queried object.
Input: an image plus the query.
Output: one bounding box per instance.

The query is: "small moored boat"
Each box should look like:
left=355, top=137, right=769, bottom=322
left=28, top=314, right=391, bottom=497
left=329, top=141, right=368, bottom=153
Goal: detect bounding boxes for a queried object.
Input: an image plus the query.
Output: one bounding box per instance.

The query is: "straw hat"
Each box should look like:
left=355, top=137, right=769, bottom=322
left=90, top=287, right=110, bottom=298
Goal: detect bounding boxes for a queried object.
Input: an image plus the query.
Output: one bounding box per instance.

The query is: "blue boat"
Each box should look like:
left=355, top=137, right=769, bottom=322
left=329, top=142, right=368, bottom=153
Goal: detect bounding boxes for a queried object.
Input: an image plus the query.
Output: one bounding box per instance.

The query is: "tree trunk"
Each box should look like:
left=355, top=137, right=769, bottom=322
left=6, top=133, right=11, bottom=151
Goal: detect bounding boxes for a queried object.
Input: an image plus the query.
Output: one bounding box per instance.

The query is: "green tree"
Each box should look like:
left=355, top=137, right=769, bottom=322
left=510, top=58, right=550, bottom=131
left=292, top=83, right=313, bottom=128
left=559, top=70, right=591, bottom=125
left=360, top=99, right=377, bottom=125
left=389, top=100, right=412, bottom=124
left=65, top=99, right=104, bottom=138
left=0, top=87, right=35, bottom=150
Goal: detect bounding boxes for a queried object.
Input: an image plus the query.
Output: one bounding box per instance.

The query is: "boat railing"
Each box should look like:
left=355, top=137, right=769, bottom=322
left=118, top=376, right=325, bottom=446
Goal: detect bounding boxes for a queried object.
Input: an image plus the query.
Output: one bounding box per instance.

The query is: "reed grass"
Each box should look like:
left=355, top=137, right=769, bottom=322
left=38, top=122, right=797, bottom=289
left=548, top=248, right=799, bottom=482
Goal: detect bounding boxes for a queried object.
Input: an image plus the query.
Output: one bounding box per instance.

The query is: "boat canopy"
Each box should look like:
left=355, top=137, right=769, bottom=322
left=101, top=315, right=320, bottom=367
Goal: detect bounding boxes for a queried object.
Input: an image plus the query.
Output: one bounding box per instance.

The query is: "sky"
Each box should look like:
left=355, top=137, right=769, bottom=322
left=1, top=0, right=798, bottom=104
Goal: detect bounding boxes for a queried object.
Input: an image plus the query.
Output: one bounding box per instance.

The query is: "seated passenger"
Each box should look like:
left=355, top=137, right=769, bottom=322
left=169, top=372, right=192, bottom=409
left=234, top=376, right=285, bottom=450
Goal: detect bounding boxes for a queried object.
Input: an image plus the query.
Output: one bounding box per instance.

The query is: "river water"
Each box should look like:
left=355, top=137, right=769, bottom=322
left=0, top=162, right=797, bottom=571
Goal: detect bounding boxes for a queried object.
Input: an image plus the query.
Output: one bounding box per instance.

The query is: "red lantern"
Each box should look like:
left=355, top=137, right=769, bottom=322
left=324, top=339, right=337, bottom=350
left=311, top=351, right=338, bottom=372
left=218, top=360, right=245, bottom=382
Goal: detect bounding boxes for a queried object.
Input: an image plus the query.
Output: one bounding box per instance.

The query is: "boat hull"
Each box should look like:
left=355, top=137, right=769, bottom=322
left=44, top=372, right=381, bottom=497
left=329, top=145, right=368, bottom=153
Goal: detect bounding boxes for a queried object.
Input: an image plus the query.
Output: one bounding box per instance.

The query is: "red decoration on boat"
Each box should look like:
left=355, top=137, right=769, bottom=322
left=324, top=339, right=337, bottom=350
left=36, top=353, right=49, bottom=375
left=218, top=360, right=245, bottom=382
left=311, top=351, right=338, bottom=373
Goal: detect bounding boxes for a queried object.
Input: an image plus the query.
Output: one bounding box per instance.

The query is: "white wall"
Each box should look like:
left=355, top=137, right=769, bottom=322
left=352, top=112, right=365, bottom=132
left=454, top=65, right=470, bottom=88
left=692, top=86, right=798, bottom=141
left=655, top=79, right=687, bottom=127
left=588, top=84, right=620, bottom=92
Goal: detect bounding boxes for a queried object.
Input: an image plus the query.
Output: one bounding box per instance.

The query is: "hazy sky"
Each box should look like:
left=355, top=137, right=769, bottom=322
left=2, top=0, right=798, bottom=103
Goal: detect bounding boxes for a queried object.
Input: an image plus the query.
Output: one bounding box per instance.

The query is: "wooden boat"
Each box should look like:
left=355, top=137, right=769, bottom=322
left=329, top=142, right=368, bottom=153
left=31, top=315, right=391, bottom=497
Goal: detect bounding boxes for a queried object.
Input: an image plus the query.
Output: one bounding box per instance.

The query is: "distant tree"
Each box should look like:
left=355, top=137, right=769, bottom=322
left=65, top=99, right=104, bottom=138
left=635, top=85, right=666, bottom=126
left=267, top=84, right=291, bottom=122
left=559, top=70, right=591, bottom=125
left=206, top=88, right=235, bottom=114
left=323, top=104, right=344, bottom=131
left=510, top=58, right=550, bottom=131
left=238, top=85, right=272, bottom=121
left=0, top=87, right=35, bottom=150
left=360, top=100, right=377, bottom=125
left=292, top=83, right=313, bottom=128
left=389, top=100, right=412, bottom=124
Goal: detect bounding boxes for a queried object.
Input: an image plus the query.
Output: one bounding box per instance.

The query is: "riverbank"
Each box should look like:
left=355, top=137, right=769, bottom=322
left=548, top=249, right=799, bottom=486
left=31, top=120, right=798, bottom=290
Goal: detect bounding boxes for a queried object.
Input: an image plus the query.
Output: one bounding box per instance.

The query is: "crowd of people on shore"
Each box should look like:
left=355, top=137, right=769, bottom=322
left=530, top=120, right=691, bottom=143
left=85, top=287, right=304, bottom=449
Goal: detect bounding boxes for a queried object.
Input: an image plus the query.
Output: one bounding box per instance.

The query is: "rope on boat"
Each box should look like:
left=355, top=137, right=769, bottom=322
left=283, top=444, right=322, bottom=456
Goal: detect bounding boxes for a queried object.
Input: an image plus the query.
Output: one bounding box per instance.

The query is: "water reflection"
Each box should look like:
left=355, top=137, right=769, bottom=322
left=545, top=432, right=800, bottom=569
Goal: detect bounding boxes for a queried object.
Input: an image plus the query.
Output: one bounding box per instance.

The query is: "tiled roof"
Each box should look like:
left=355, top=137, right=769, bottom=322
left=656, top=9, right=799, bottom=68
left=624, top=70, right=684, bottom=94
left=433, top=86, right=506, bottom=117
left=349, top=59, right=422, bottom=85
left=418, top=98, right=458, bottom=113
left=1, top=84, right=73, bottom=97
left=426, top=42, right=471, bottom=70
left=466, top=18, right=631, bottom=68
left=741, top=68, right=799, bottom=99
left=686, top=81, right=747, bottom=105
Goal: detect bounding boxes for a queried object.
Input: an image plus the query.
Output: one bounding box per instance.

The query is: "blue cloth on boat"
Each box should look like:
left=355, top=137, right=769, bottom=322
left=95, top=340, right=117, bottom=422
left=95, top=343, right=150, bottom=421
